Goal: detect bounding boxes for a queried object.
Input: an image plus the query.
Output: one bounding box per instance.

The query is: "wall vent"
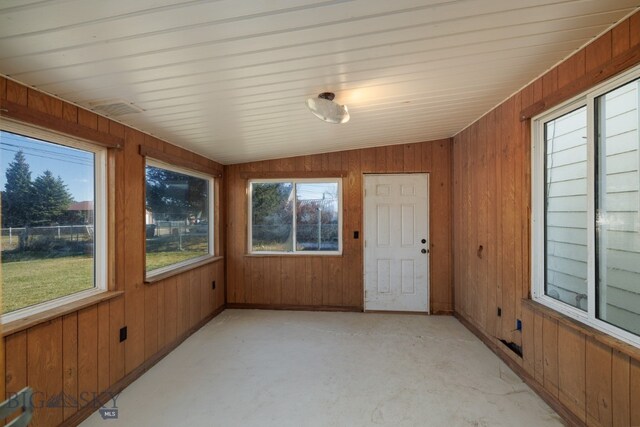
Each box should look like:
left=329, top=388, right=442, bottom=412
left=88, top=99, right=143, bottom=117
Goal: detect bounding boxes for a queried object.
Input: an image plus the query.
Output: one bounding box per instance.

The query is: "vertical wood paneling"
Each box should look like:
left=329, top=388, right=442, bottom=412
left=144, top=284, right=158, bottom=359
left=27, top=319, right=63, bottom=427
left=96, top=301, right=110, bottom=393
left=611, top=351, right=630, bottom=427
left=157, top=280, right=166, bottom=349
left=631, top=358, right=640, bottom=426
left=611, top=19, right=630, bottom=57
left=543, top=316, right=559, bottom=398
left=109, top=297, right=125, bottom=385
left=225, top=139, right=453, bottom=312
left=27, top=89, right=62, bottom=118
left=558, top=324, right=586, bottom=422
left=521, top=306, right=535, bottom=377
left=558, top=50, right=585, bottom=88
left=6, top=80, right=27, bottom=105
left=533, top=310, right=544, bottom=384
left=2, top=78, right=225, bottom=427
left=452, top=12, right=640, bottom=427
left=630, top=13, right=640, bottom=47
left=586, top=338, right=613, bottom=427
left=5, top=331, right=27, bottom=423
left=585, top=31, right=612, bottom=72
left=190, top=269, right=201, bottom=327
left=77, top=109, right=98, bottom=130
left=123, top=130, right=145, bottom=374
left=62, top=314, right=78, bottom=420
left=164, top=277, right=178, bottom=344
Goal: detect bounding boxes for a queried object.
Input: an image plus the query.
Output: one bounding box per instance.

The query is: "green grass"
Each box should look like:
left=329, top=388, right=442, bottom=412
left=2, top=256, right=93, bottom=314
left=1, top=250, right=207, bottom=314
left=145, top=250, right=208, bottom=272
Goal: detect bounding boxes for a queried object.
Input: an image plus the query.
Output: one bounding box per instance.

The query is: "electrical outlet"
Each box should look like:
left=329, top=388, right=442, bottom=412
left=211, top=280, right=216, bottom=290
left=119, top=326, right=127, bottom=342
left=516, top=319, right=522, bottom=331
left=497, top=307, right=502, bottom=317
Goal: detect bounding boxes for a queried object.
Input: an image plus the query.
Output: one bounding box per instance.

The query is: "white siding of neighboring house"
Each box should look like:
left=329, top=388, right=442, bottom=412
left=598, top=81, right=640, bottom=335
left=545, top=106, right=589, bottom=310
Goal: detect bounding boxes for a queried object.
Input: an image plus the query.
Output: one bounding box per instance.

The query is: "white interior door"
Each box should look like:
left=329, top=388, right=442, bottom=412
left=364, top=174, right=429, bottom=312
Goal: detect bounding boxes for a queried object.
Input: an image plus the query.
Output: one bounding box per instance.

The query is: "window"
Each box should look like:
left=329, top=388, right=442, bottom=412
left=533, top=64, right=640, bottom=346
left=1, top=122, right=107, bottom=320
left=145, top=160, right=214, bottom=277
left=249, top=179, right=342, bottom=254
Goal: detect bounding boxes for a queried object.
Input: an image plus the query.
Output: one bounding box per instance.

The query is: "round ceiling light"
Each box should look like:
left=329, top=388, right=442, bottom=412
left=306, top=92, right=350, bottom=124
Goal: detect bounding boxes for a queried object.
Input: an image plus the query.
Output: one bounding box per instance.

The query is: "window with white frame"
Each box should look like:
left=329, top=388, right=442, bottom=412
left=0, top=121, right=107, bottom=320
left=533, top=64, right=640, bottom=346
left=248, top=179, right=342, bottom=254
left=145, top=160, right=214, bottom=277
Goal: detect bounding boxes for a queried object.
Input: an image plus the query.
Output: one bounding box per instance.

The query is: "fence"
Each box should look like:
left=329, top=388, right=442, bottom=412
left=2, top=225, right=94, bottom=250
left=252, top=223, right=339, bottom=251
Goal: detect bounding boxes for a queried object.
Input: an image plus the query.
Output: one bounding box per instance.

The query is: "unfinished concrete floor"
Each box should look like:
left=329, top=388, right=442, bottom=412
left=82, top=310, right=562, bottom=426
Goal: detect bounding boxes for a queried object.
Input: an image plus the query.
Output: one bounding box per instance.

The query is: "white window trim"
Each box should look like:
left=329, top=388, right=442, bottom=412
left=247, top=178, right=343, bottom=255
left=144, top=159, right=215, bottom=280
left=0, top=119, right=108, bottom=324
left=532, top=63, right=640, bottom=349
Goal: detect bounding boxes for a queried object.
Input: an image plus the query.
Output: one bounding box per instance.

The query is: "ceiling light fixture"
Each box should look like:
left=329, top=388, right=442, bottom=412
left=306, top=92, right=350, bottom=124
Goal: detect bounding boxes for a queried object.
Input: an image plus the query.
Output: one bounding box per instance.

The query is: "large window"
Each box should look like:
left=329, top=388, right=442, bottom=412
left=533, top=64, right=640, bottom=346
left=249, top=179, right=342, bottom=254
left=1, top=122, right=106, bottom=320
left=145, top=160, right=214, bottom=277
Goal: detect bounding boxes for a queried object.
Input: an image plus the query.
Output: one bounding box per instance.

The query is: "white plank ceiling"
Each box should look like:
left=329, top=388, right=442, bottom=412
left=0, top=0, right=637, bottom=164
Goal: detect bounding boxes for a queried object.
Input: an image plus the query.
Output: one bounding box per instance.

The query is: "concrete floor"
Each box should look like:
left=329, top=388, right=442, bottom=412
left=82, top=310, right=563, bottom=427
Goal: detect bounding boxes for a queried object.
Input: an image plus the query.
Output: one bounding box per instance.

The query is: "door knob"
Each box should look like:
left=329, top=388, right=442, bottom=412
left=421, top=249, right=427, bottom=254
left=421, top=239, right=426, bottom=244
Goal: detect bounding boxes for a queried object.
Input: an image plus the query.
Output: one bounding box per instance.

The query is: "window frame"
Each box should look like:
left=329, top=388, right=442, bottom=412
left=247, top=178, right=343, bottom=255
left=532, top=63, right=640, bottom=349
left=0, top=119, right=108, bottom=324
left=144, top=158, right=215, bottom=280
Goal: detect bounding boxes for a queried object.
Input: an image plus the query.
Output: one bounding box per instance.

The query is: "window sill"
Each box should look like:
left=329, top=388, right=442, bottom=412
left=1, top=290, right=124, bottom=337
left=522, top=299, right=640, bottom=360
left=145, top=255, right=224, bottom=284
left=245, top=253, right=343, bottom=258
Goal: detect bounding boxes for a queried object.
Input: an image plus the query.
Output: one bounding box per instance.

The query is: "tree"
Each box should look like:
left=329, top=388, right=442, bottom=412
left=145, top=167, right=208, bottom=221
left=2, top=150, right=34, bottom=227
left=251, top=183, right=293, bottom=246
left=31, top=170, right=74, bottom=226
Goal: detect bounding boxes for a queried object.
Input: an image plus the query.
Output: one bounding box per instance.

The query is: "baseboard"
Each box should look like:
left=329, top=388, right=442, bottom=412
left=226, top=303, right=362, bottom=312
left=431, top=309, right=454, bottom=315
left=454, top=312, right=585, bottom=427
left=61, top=304, right=226, bottom=427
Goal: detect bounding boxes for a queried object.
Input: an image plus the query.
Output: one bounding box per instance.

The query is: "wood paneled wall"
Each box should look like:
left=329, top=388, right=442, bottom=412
left=1, top=77, right=225, bottom=427
left=453, top=11, right=640, bottom=426
left=225, top=139, right=453, bottom=313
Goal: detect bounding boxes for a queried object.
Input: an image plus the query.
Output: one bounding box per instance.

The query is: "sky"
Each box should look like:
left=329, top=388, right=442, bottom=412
left=0, top=130, right=94, bottom=202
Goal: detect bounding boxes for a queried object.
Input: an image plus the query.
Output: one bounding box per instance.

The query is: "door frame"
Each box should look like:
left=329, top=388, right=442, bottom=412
left=362, top=173, right=430, bottom=313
